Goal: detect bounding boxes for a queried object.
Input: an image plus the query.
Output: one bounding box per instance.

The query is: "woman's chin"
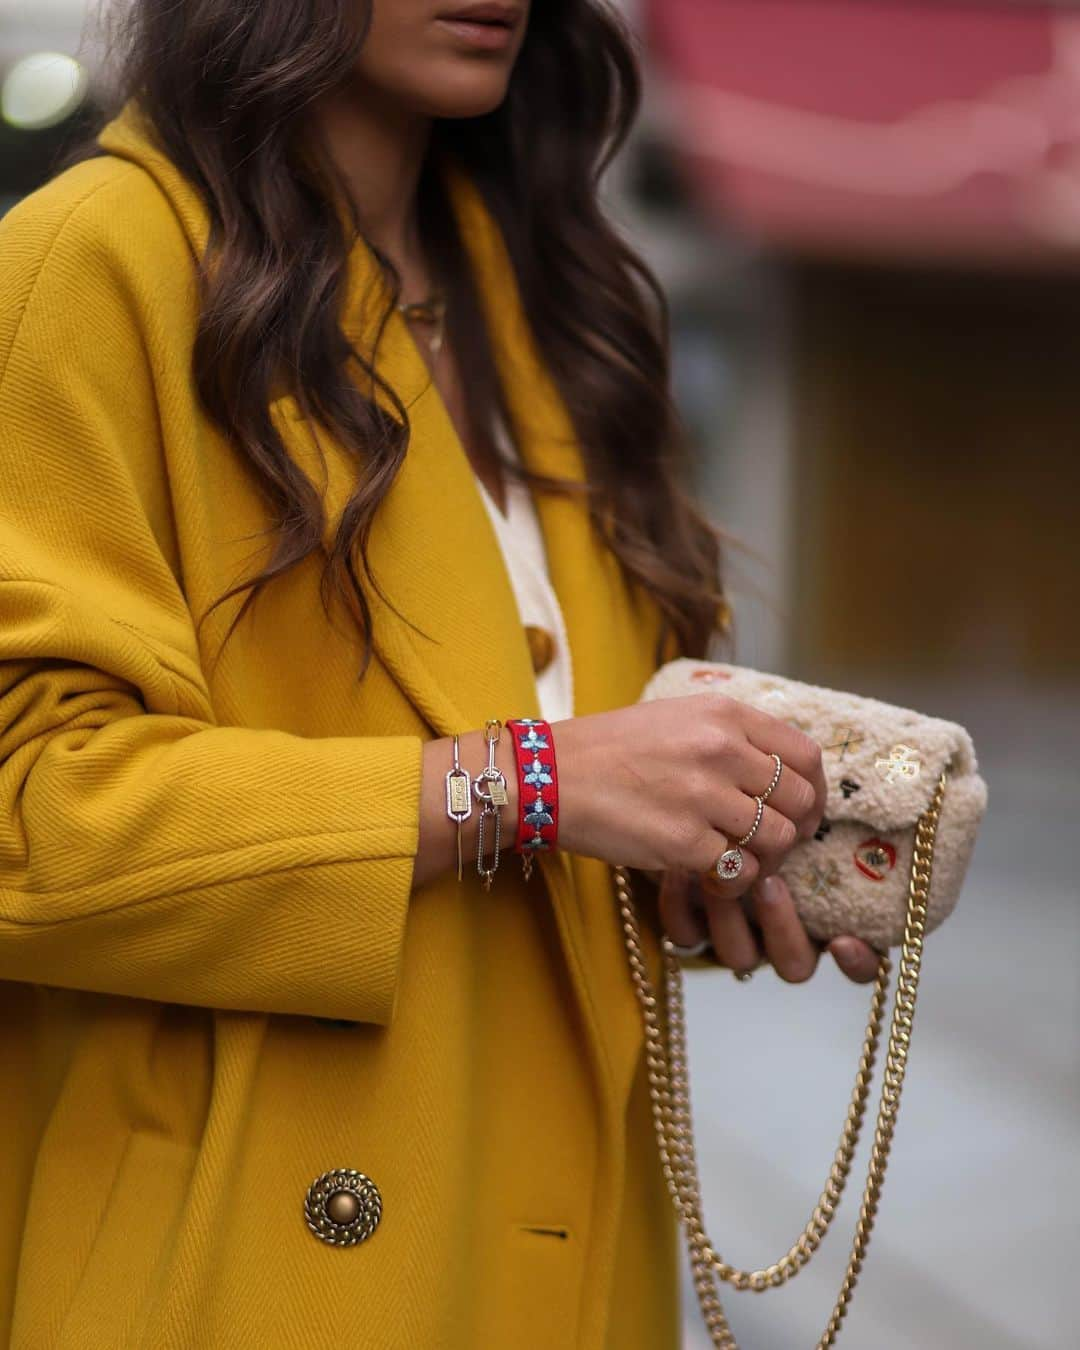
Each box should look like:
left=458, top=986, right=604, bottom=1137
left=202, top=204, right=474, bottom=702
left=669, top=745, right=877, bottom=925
left=400, top=67, right=515, bottom=121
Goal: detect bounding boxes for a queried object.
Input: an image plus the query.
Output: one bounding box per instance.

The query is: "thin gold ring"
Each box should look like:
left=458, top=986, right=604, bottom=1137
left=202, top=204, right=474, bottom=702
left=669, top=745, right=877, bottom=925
left=736, top=795, right=765, bottom=847
left=712, top=752, right=782, bottom=883
left=759, top=751, right=783, bottom=802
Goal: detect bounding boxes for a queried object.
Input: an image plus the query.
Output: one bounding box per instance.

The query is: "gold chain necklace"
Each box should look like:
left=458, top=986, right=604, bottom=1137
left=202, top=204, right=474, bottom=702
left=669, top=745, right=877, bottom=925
left=396, top=289, right=447, bottom=356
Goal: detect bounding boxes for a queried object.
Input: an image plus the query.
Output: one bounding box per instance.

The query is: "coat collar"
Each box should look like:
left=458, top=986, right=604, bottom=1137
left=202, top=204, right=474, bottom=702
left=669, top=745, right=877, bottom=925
left=95, top=99, right=647, bottom=740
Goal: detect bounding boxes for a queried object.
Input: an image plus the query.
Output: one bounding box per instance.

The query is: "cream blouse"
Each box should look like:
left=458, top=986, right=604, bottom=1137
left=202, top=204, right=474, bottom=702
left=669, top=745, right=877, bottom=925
left=475, top=415, right=574, bottom=725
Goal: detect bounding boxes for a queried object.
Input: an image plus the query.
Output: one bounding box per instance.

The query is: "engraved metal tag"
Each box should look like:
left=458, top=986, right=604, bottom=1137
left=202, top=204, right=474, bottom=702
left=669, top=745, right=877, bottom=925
left=446, top=769, right=471, bottom=818
left=486, top=781, right=510, bottom=807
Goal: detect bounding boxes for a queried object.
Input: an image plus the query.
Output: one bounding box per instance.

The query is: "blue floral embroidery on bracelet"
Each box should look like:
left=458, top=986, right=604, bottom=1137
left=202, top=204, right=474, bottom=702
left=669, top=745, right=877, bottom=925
left=524, top=756, right=553, bottom=787
left=524, top=795, right=554, bottom=830
left=518, top=727, right=549, bottom=752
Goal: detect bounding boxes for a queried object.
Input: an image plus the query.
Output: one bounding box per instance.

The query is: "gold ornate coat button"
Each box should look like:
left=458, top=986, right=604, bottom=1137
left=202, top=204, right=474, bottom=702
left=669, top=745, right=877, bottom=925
left=305, top=1168, right=382, bottom=1247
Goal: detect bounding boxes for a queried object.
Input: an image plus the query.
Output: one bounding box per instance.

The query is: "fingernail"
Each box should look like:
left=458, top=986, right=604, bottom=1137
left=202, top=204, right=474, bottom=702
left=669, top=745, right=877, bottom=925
left=758, top=876, right=783, bottom=904
left=832, top=938, right=859, bottom=962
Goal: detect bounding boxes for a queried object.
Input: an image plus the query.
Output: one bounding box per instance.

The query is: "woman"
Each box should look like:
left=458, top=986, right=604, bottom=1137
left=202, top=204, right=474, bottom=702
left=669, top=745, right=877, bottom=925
left=0, top=1, right=878, bottom=1345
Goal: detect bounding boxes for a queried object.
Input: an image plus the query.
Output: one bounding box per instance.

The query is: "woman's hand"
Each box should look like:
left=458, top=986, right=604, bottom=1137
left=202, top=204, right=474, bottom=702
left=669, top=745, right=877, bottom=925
left=553, top=691, right=827, bottom=884
left=552, top=691, right=879, bottom=984
left=659, top=870, right=881, bottom=984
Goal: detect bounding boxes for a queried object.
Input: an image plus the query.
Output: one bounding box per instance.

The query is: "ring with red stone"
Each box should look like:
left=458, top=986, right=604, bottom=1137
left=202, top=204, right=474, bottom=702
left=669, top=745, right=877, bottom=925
left=714, top=845, right=745, bottom=881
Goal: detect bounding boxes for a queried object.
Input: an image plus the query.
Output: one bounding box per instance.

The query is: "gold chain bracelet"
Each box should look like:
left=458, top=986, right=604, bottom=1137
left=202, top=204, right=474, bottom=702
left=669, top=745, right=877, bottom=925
left=473, top=719, right=509, bottom=892
left=613, top=768, right=948, bottom=1348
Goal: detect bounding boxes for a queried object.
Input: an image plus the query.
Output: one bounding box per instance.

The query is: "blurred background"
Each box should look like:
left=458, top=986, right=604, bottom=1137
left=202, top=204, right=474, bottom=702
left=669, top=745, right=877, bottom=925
left=1, top=0, right=1076, bottom=1346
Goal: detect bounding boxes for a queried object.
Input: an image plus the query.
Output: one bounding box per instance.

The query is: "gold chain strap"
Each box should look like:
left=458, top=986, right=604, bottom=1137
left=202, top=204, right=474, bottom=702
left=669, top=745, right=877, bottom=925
left=613, top=768, right=948, bottom=1349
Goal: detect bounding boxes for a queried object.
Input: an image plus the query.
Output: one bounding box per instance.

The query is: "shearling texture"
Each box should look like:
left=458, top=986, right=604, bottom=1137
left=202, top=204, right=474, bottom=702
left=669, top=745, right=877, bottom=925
left=641, top=659, right=990, bottom=949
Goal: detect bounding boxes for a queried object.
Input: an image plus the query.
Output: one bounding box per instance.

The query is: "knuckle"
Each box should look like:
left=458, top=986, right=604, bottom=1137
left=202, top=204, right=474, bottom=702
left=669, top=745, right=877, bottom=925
left=702, top=695, right=739, bottom=734
left=773, top=815, right=799, bottom=852
left=684, top=769, right=714, bottom=803
left=702, top=690, right=736, bottom=718
left=704, top=724, right=739, bottom=760
left=789, top=777, right=817, bottom=819
left=662, top=819, right=706, bottom=872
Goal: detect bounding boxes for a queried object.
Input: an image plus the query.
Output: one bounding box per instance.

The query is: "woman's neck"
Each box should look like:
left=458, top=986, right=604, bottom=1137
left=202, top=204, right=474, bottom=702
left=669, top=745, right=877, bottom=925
left=309, top=81, right=433, bottom=272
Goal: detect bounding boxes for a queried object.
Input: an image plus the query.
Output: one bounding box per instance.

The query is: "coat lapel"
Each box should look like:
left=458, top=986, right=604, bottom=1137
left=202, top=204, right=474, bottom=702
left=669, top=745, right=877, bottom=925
left=98, top=100, right=543, bottom=738
left=269, top=160, right=662, bottom=739
left=280, top=284, right=543, bottom=738
left=445, top=166, right=665, bottom=721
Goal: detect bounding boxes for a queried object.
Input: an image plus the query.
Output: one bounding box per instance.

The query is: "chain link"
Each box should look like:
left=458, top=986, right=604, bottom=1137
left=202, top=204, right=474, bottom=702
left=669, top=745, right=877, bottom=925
left=613, top=768, right=948, bottom=1349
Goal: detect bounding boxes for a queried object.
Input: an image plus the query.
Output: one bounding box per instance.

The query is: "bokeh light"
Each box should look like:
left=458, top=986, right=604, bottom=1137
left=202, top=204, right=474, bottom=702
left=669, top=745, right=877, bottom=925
left=1, top=52, right=88, bottom=132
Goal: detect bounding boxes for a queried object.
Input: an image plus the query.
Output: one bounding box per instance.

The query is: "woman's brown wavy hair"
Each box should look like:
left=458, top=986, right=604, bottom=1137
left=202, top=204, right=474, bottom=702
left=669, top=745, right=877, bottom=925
left=63, top=0, right=730, bottom=673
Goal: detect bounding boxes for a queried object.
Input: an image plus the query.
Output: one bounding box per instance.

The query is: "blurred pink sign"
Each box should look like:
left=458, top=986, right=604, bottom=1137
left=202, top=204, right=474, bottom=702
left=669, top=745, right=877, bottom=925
left=648, top=0, right=1080, bottom=261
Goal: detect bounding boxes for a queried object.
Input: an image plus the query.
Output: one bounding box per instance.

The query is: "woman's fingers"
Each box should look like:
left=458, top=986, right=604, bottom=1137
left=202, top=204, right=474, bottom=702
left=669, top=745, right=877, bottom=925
left=754, top=877, right=883, bottom=985
left=751, top=875, right=819, bottom=982
left=827, top=936, right=882, bottom=984
left=701, top=886, right=763, bottom=976
left=739, top=712, right=827, bottom=837
left=658, top=869, right=708, bottom=947
left=660, top=871, right=885, bottom=988
left=730, top=746, right=822, bottom=842
left=708, top=793, right=800, bottom=863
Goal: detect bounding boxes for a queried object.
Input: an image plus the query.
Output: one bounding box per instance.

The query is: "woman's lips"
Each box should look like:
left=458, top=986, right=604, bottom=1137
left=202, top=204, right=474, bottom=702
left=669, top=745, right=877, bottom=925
left=435, top=17, right=516, bottom=51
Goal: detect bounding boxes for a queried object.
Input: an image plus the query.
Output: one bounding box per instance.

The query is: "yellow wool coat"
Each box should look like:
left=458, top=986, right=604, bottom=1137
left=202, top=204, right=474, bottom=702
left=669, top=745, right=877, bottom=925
left=0, top=100, right=684, bottom=1348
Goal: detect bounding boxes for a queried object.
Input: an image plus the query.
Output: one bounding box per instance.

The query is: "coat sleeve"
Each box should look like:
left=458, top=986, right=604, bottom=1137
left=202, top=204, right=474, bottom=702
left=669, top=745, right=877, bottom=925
left=0, top=169, right=423, bottom=1026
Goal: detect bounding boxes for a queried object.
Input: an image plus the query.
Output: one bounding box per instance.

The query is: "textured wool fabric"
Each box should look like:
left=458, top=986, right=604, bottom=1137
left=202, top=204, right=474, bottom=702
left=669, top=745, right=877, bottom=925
left=642, top=659, right=990, bottom=950
left=0, top=99, right=680, bottom=1348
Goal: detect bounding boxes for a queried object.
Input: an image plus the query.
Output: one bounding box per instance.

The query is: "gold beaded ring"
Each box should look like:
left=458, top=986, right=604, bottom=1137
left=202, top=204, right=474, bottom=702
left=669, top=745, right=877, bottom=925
left=759, top=751, right=783, bottom=802
left=712, top=752, right=784, bottom=883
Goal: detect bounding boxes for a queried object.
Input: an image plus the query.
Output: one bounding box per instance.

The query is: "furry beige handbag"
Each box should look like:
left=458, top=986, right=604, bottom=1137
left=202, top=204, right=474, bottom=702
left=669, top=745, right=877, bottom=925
left=614, top=659, right=989, bottom=1349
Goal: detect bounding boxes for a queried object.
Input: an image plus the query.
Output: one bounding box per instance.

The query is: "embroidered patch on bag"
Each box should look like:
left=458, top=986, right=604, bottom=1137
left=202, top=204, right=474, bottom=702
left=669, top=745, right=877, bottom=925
left=826, top=725, right=864, bottom=759
left=854, top=837, right=897, bottom=881
left=804, top=860, right=840, bottom=899
left=875, top=743, right=922, bottom=784
left=691, top=667, right=732, bottom=683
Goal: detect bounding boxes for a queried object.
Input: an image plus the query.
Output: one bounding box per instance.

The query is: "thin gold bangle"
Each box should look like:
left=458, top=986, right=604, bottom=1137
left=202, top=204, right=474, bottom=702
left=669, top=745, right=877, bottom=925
left=444, top=734, right=472, bottom=882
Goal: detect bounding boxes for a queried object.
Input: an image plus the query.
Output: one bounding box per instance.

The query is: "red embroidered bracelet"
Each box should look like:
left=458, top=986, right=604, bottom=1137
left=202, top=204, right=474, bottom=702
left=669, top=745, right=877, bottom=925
left=506, top=719, right=559, bottom=871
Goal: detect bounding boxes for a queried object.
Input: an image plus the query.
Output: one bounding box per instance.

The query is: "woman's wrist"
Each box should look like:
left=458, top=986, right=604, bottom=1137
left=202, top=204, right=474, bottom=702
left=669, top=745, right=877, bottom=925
left=415, top=726, right=520, bottom=888
left=544, top=716, right=588, bottom=857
